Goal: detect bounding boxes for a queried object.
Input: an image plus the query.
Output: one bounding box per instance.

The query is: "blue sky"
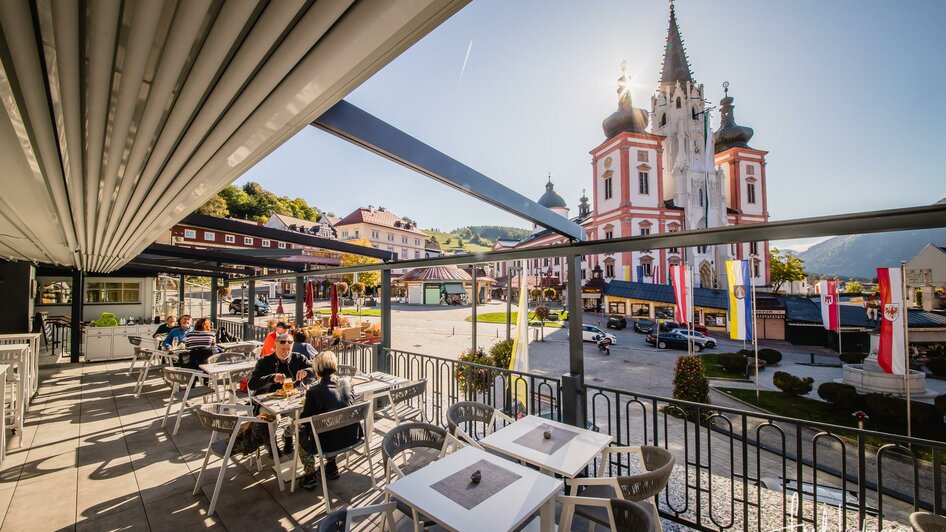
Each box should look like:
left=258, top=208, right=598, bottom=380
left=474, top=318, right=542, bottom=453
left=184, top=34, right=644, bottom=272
left=236, top=0, right=946, bottom=249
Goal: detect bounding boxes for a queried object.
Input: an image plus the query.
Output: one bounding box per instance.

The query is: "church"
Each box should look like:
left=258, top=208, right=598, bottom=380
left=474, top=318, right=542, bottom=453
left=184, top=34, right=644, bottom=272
left=503, top=3, right=770, bottom=293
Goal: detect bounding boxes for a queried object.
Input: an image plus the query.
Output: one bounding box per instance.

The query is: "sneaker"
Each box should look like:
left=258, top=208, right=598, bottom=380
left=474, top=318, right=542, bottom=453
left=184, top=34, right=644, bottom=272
left=282, top=437, right=294, bottom=456
left=325, top=463, right=340, bottom=480
left=299, top=473, right=319, bottom=490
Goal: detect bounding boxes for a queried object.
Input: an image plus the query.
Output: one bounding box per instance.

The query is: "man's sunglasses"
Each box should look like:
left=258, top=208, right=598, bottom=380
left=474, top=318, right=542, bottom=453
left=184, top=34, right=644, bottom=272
left=277, top=340, right=292, bottom=344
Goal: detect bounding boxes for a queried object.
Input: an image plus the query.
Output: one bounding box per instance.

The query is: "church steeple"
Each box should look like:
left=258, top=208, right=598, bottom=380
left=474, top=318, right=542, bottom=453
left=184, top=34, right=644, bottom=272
left=659, top=3, right=694, bottom=93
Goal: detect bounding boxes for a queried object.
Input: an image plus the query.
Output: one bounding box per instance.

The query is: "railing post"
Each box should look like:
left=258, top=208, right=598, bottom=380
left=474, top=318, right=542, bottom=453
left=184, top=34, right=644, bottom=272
left=563, top=253, right=586, bottom=428
left=295, top=275, right=304, bottom=328
left=380, top=269, right=391, bottom=367
left=210, top=276, right=218, bottom=325
left=70, top=268, right=84, bottom=363
left=178, top=273, right=186, bottom=318
left=245, top=279, right=255, bottom=340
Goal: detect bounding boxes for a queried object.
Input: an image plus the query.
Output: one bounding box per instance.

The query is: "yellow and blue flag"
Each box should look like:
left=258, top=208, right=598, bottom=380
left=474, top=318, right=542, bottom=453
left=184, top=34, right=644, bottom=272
left=509, top=270, right=530, bottom=416
left=726, top=260, right=754, bottom=340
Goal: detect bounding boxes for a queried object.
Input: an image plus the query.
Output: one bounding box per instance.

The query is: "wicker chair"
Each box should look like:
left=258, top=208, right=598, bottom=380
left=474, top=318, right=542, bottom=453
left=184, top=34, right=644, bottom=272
left=911, top=512, right=946, bottom=532
left=192, top=403, right=274, bottom=516
left=445, top=400, right=514, bottom=448
left=568, top=445, right=674, bottom=531
left=336, top=364, right=357, bottom=378
left=559, top=497, right=654, bottom=532
left=382, top=379, right=427, bottom=423
left=317, top=502, right=397, bottom=532
left=161, top=367, right=215, bottom=436
left=290, top=402, right=373, bottom=512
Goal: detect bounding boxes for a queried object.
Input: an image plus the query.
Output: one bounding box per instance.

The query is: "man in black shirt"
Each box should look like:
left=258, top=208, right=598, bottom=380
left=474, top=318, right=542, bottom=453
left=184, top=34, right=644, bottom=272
left=248, top=333, right=314, bottom=395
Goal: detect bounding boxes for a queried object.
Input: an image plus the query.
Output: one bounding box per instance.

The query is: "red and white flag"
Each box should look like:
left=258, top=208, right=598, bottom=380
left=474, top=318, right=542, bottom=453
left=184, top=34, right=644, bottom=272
left=877, top=267, right=906, bottom=375
left=817, top=280, right=839, bottom=331
left=652, top=265, right=660, bottom=284
left=670, top=264, right=691, bottom=324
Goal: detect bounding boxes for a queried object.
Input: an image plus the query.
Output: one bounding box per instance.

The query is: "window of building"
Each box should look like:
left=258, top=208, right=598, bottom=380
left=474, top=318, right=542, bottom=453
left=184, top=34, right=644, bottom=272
left=262, top=239, right=271, bottom=247
left=669, top=247, right=679, bottom=254
left=402, top=248, right=408, bottom=257
left=637, top=151, right=649, bottom=162
left=183, top=229, right=196, bottom=239
left=402, top=236, right=408, bottom=244
left=642, top=262, right=652, bottom=276
left=414, top=251, right=420, bottom=259
left=341, top=231, right=349, bottom=239
left=203, top=231, right=214, bottom=241
left=278, top=242, right=286, bottom=249
left=675, top=97, right=681, bottom=109
left=86, top=281, right=140, bottom=304
left=660, top=114, right=666, bottom=127
left=388, top=234, right=395, bottom=241
left=581, top=269, right=586, bottom=279
left=554, top=257, right=560, bottom=265
left=415, top=239, right=421, bottom=246
left=753, top=260, right=761, bottom=278
left=750, top=242, right=759, bottom=255
left=699, top=189, right=704, bottom=207
left=244, top=237, right=253, bottom=245
left=640, top=227, right=650, bottom=236
left=224, top=234, right=235, bottom=244
left=638, top=172, right=649, bottom=194
left=543, top=258, right=549, bottom=267
left=604, top=177, right=613, bottom=199
left=37, top=280, right=72, bottom=304
left=605, top=263, right=615, bottom=278
left=354, top=230, right=359, bottom=238
left=387, top=246, right=394, bottom=252
left=581, top=255, right=586, bottom=262
left=747, top=182, right=757, bottom=204
left=371, top=230, right=379, bottom=239
left=605, top=230, right=613, bottom=239
left=697, top=245, right=708, bottom=254
left=746, top=165, right=755, bottom=175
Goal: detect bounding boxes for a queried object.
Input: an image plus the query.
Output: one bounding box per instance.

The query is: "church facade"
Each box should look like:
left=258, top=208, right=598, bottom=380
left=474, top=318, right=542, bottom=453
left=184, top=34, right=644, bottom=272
left=507, top=4, right=770, bottom=294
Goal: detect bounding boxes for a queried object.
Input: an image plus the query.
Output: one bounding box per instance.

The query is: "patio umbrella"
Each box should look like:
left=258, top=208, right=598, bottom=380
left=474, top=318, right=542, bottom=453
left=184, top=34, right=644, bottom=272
left=305, top=280, right=314, bottom=319
left=277, top=296, right=284, bottom=315
left=330, top=283, right=340, bottom=329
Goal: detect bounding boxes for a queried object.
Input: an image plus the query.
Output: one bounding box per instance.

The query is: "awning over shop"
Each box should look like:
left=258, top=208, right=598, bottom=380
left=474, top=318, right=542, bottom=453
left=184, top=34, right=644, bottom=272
left=443, top=284, right=465, bottom=295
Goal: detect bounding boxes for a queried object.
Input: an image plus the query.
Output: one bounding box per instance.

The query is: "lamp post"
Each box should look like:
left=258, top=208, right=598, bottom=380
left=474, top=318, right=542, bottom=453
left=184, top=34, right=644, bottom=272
left=505, top=262, right=521, bottom=341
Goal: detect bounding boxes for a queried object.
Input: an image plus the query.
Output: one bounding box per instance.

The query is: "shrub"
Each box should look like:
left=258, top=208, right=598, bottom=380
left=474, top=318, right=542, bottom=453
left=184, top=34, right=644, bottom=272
left=543, top=287, right=557, bottom=300
left=758, top=348, right=783, bottom=365
left=534, top=306, right=550, bottom=322
left=839, top=352, right=867, bottom=364
left=773, top=371, right=814, bottom=396
left=927, top=358, right=946, bottom=377
left=817, top=382, right=862, bottom=410
left=866, top=393, right=944, bottom=438
left=718, top=353, right=748, bottom=374
left=737, top=348, right=753, bottom=358
left=456, top=346, right=493, bottom=394
left=935, top=394, right=946, bottom=414
left=489, top=339, right=514, bottom=370
left=350, top=282, right=366, bottom=296
left=334, top=281, right=349, bottom=295
left=673, top=355, right=710, bottom=405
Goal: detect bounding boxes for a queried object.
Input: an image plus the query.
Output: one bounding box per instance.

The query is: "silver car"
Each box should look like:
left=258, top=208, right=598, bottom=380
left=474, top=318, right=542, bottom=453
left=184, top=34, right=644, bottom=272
left=668, top=328, right=716, bottom=349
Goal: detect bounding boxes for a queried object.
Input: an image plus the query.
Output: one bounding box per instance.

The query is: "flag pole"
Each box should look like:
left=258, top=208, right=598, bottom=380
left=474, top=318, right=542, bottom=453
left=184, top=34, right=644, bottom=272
left=902, top=261, right=911, bottom=439
left=752, top=256, right=760, bottom=402
left=837, top=284, right=843, bottom=356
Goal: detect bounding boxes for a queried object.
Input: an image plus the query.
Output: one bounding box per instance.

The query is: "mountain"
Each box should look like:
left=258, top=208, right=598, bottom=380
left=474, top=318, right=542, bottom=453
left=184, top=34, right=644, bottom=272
left=798, top=228, right=946, bottom=279
left=422, top=225, right=531, bottom=253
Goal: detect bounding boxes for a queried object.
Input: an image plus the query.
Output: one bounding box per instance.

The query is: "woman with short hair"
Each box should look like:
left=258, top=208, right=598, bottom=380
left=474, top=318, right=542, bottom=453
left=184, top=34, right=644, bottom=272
left=291, top=330, right=318, bottom=360
left=184, top=317, right=217, bottom=369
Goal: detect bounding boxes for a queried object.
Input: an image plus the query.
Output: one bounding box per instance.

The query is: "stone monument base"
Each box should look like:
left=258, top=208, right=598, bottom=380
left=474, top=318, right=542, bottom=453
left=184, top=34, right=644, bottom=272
left=840, top=334, right=927, bottom=397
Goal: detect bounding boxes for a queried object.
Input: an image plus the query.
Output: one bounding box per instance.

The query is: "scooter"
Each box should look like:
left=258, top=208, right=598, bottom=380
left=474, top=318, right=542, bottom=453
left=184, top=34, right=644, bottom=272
left=596, top=336, right=612, bottom=355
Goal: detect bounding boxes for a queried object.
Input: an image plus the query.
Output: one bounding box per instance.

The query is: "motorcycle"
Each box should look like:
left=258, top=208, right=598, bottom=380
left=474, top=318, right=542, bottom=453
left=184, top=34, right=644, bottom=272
left=596, top=336, right=612, bottom=355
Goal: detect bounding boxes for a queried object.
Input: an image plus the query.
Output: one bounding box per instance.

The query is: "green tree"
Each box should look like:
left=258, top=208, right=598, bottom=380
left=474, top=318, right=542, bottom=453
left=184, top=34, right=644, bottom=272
left=845, top=280, right=864, bottom=294
left=769, top=247, right=806, bottom=293
left=196, top=195, right=229, bottom=217
left=219, top=185, right=252, bottom=218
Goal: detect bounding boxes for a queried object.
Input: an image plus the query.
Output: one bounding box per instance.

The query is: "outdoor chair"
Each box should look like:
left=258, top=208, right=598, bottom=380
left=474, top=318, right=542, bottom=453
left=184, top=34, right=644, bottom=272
left=382, top=379, right=427, bottom=424
left=911, top=511, right=946, bottom=532
left=567, top=445, right=674, bottom=532
left=559, top=497, right=654, bottom=532
left=0, top=346, right=25, bottom=440
left=381, top=422, right=465, bottom=528
left=290, top=402, right=374, bottom=512
left=228, top=343, right=258, bottom=358
left=133, top=348, right=177, bottom=398
left=161, top=367, right=215, bottom=436
left=205, top=352, right=248, bottom=364
left=336, top=364, right=357, bottom=378
left=317, top=502, right=397, bottom=532
left=125, top=336, right=145, bottom=375
left=192, top=403, right=274, bottom=516
left=446, top=400, right=514, bottom=448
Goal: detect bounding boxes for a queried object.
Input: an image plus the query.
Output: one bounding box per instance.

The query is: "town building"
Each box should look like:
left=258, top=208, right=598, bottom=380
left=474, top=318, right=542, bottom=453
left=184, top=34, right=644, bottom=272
left=397, top=265, right=494, bottom=305
left=335, top=206, right=428, bottom=273
left=264, top=212, right=339, bottom=240
left=906, top=244, right=946, bottom=310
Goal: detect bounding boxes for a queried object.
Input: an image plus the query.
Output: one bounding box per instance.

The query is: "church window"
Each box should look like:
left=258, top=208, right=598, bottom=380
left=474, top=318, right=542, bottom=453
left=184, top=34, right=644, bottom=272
left=581, top=269, right=586, bottom=279
left=753, top=259, right=761, bottom=278
left=747, top=182, right=757, bottom=204
left=660, top=114, right=667, bottom=127
left=638, top=172, right=649, bottom=194
left=605, top=262, right=615, bottom=278
left=640, top=227, right=650, bottom=236
left=637, top=151, right=649, bottom=162
left=642, top=262, right=653, bottom=276
left=746, top=165, right=755, bottom=175
left=605, top=230, right=613, bottom=240
left=699, top=189, right=704, bottom=207
left=697, top=245, right=708, bottom=254
left=692, top=106, right=698, bottom=120
left=554, top=257, right=560, bottom=265
left=604, top=177, right=613, bottom=199
left=675, top=97, right=681, bottom=109
left=543, top=258, right=549, bottom=267
left=750, top=242, right=759, bottom=255
left=669, top=247, right=679, bottom=254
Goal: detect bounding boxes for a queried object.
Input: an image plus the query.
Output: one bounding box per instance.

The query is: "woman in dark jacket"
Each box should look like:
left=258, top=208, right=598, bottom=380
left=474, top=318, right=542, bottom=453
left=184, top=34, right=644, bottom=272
left=298, top=351, right=362, bottom=490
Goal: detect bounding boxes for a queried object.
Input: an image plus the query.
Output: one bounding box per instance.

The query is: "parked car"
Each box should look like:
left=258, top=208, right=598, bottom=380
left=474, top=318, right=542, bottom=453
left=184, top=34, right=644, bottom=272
left=668, top=328, right=717, bottom=349
left=658, top=321, right=709, bottom=335
left=645, top=332, right=704, bottom=351
left=581, top=324, right=617, bottom=344
left=228, top=298, right=270, bottom=316
left=606, top=315, right=627, bottom=329
left=634, top=319, right=655, bottom=334
left=758, top=477, right=878, bottom=517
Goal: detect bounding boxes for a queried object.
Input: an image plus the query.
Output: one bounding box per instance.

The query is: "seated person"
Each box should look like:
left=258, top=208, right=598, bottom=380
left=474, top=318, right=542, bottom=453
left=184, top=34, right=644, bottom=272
left=248, top=333, right=314, bottom=395
left=153, top=315, right=176, bottom=338
left=291, top=330, right=318, bottom=360
left=298, top=351, right=362, bottom=489
left=184, top=318, right=217, bottom=370
left=161, top=314, right=192, bottom=349
left=261, top=321, right=289, bottom=357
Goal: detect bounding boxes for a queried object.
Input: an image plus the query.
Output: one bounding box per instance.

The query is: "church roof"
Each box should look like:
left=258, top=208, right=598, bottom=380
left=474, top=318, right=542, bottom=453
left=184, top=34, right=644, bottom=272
left=714, top=85, right=755, bottom=153
left=538, top=180, right=567, bottom=209
left=659, top=5, right=694, bottom=93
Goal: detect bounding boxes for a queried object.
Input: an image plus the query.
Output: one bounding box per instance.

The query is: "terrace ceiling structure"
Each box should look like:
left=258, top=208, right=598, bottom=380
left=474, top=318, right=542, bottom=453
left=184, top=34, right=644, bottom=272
left=0, top=0, right=468, bottom=273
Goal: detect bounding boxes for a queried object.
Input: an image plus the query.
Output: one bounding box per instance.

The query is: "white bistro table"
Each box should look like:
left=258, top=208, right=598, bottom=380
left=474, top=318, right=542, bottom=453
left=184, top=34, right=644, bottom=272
left=478, top=415, right=612, bottom=478
left=0, top=346, right=28, bottom=442
left=198, top=359, right=257, bottom=400
left=0, top=333, right=39, bottom=399
left=385, top=446, right=562, bottom=532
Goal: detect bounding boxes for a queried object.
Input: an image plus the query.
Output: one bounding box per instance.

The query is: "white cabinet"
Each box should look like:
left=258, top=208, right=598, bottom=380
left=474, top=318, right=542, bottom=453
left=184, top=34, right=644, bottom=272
left=84, top=325, right=156, bottom=362
left=84, top=332, right=113, bottom=362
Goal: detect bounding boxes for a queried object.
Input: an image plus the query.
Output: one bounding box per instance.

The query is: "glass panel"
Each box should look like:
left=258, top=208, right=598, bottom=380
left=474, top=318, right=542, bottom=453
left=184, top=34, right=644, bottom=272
left=39, top=281, right=72, bottom=304
left=123, top=288, right=140, bottom=303
left=106, top=289, right=122, bottom=302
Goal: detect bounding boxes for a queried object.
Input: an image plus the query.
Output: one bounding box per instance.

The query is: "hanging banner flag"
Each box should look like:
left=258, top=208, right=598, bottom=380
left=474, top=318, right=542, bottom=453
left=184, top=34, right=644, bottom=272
left=877, top=267, right=905, bottom=375
left=817, top=280, right=839, bottom=331
left=635, top=265, right=644, bottom=282
left=652, top=264, right=660, bottom=285
left=670, top=264, right=690, bottom=324
left=726, top=260, right=754, bottom=340
left=509, top=270, right=531, bottom=415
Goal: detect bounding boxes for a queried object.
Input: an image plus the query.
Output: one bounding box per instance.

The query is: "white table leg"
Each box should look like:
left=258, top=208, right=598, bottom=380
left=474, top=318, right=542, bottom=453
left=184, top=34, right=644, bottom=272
left=268, top=421, right=286, bottom=492
left=540, top=498, right=553, bottom=532
left=0, top=367, right=6, bottom=466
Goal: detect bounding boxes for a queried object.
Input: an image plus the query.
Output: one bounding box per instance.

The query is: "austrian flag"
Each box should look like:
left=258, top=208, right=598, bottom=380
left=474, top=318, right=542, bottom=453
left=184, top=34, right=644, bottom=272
left=876, top=267, right=906, bottom=375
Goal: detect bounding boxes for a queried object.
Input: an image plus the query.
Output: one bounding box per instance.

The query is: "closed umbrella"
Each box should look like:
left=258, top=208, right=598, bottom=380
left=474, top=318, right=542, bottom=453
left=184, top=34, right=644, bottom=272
left=330, top=283, right=340, bottom=329
left=277, top=296, right=284, bottom=315
left=305, top=280, right=314, bottom=319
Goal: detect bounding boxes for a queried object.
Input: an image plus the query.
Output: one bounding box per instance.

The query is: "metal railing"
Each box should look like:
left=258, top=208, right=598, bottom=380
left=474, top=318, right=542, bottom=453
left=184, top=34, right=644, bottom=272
left=218, top=319, right=244, bottom=340
left=375, top=347, right=943, bottom=531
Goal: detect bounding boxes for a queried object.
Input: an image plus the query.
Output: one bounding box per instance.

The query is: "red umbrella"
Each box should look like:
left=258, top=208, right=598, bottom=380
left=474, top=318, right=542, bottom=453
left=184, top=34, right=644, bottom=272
left=330, top=283, right=340, bottom=329
left=305, top=280, right=314, bottom=319
left=277, top=296, right=284, bottom=315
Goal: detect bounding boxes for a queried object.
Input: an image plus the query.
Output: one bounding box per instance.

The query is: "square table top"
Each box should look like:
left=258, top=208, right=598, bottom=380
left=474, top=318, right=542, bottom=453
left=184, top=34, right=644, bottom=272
left=252, top=372, right=406, bottom=416
left=384, top=446, right=561, bottom=532
left=198, top=359, right=257, bottom=376
left=478, top=415, right=612, bottom=478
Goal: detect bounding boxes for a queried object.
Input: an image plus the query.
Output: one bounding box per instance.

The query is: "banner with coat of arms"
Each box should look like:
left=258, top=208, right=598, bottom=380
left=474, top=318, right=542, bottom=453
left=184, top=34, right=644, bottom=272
left=876, top=267, right=905, bottom=375
left=726, top=260, right=753, bottom=341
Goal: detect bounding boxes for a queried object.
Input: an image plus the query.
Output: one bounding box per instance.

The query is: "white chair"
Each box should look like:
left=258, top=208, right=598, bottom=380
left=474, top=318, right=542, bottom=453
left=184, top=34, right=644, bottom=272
left=125, top=336, right=145, bottom=375
left=445, top=400, right=514, bottom=449
left=161, top=367, right=214, bottom=436
left=133, top=348, right=176, bottom=398
left=317, top=502, right=397, bottom=532
left=192, top=403, right=274, bottom=516
left=381, top=379, right=427, bottom=424
left=559, top=496, right=654, bottom=532
left=0, top=346, right=27, bottom=440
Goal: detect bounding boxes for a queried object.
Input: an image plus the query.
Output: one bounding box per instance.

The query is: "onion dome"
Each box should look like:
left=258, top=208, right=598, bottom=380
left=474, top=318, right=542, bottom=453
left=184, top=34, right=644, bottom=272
left=602, top=61, right=649, bottom=139
left=713, top=82, right=754, bottom=153
left=538, top=177, right=567, bottom=209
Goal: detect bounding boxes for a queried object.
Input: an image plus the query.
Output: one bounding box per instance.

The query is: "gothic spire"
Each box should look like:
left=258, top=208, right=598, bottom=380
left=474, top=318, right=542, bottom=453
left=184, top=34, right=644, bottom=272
left=659, top=3, right=694, bottom=93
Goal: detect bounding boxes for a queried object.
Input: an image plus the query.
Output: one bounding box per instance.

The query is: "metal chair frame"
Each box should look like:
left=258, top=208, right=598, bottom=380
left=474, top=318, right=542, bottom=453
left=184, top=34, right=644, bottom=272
left=317, top=502, right=398, bottom=532
left=161, top=367, right=214, bottom=436
left=445, top=400, right=514, bottom=449
left=133, top=348, right=177, bottom=397
left=559, top=496, right=654, bottom=532
left=381, top=379, right=427, bottom=424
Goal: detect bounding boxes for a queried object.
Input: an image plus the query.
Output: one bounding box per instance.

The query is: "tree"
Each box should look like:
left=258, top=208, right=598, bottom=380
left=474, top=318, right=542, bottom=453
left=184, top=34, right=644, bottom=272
left=196, top=195, right=229, bottom=217
left=534, top=305, right=550, bottom=341
left=340, top=238, right=381, bottom=287
left=769, top=247, right=806, bottom=293
left=845, top=280, right=864, bottom=294
left=401, top=217, right=416, bottom=225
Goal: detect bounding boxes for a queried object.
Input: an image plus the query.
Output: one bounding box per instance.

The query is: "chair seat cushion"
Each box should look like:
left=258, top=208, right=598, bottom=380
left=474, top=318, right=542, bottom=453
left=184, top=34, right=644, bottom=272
left=573, top=486, right=656, bottom=526
left=322, top=438, right=365, bottom=460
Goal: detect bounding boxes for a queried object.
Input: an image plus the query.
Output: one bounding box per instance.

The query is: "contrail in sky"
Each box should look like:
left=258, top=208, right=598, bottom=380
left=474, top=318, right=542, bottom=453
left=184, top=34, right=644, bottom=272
left=458, top=39, right=473, bottom=87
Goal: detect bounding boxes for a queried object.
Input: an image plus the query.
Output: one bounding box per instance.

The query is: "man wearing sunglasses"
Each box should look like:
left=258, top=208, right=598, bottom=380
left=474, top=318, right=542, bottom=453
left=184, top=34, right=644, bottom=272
left=248, top=332, right=314, bottom=395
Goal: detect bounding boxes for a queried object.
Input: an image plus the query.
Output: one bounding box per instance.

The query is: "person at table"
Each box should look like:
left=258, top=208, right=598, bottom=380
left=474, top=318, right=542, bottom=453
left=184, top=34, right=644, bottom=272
left=153, top=315, right=176, bottom=338
left=297, top=351, right=361, bottom=489
left=184, top=318, right=217, bottom=370
left=261, top=321, right=289, bottom=357
left=291, top=330, right=317, bottom=360
left=248, top=332, right=314, bottom=395
left=161, top=314, right=192, bottom=349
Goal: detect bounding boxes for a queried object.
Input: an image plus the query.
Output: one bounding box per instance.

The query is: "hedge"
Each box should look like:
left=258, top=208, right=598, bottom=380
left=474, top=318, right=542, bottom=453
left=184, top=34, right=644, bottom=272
left=839, top=352, right=867, bottom=364
left=927, top=358, right=946, bottom=377
left=817, top=382, right=862, bottom=410
left=865, top=393, right=943, bottom=438
left=718, top=353, right=748, bottom=374
left=773, top=371, right=814, bottom=396
left=757, top=348, right=783, bottom=365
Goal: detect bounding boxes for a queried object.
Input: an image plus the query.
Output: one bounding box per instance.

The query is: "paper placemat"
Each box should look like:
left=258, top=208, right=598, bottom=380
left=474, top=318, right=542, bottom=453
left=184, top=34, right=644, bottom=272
left=512, top=424, right=580, bottom=455
left=430, top=459, right=521, bottom=510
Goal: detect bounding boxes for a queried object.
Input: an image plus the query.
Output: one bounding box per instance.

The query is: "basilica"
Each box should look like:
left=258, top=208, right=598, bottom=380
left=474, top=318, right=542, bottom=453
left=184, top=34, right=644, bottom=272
left=501, top=3, right=770, bottom=292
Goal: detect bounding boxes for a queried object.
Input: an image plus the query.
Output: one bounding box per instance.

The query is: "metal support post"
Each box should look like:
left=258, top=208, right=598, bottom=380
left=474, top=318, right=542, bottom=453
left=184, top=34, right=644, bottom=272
left=506, top=261, right=513, bottom=341
left=245, top=279, right=256, bottom=339
left=471, top=265, right=478, bottom=353
left=210, top=276, right=218, bottom=325
left=377, top=269, right=392, bottom=373
left=295, top=276, right=305, bottom=327
left=70, top=269, right=84, bottom=363
left=178, top=274, right=186, bottom=318
left=563, top=253, right=586, bottom=428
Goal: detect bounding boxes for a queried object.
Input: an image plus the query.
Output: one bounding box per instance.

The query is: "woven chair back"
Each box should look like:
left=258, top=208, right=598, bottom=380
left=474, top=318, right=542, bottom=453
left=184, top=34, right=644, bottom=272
left=163, top=367, right=197, bottom=386
left=446, top=401, right=494, bottom=435
left=390, top=379, right=427, bottom=405
left=316, top=508, right=347, bottom=532
left=610, top=499, right=653, bottom=532
left=911, top=512, right=946, bottom=532
left=382, top=422, right=447, bottom=466
left=617, top=446, right=675, bottom=502
left=310, top=402, right=369, bottom=434
left=194, top=404, right=240, bottom=433
left=336, top=364, right=357, bottom=378
left=128, top=335, right=143, bottom=346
